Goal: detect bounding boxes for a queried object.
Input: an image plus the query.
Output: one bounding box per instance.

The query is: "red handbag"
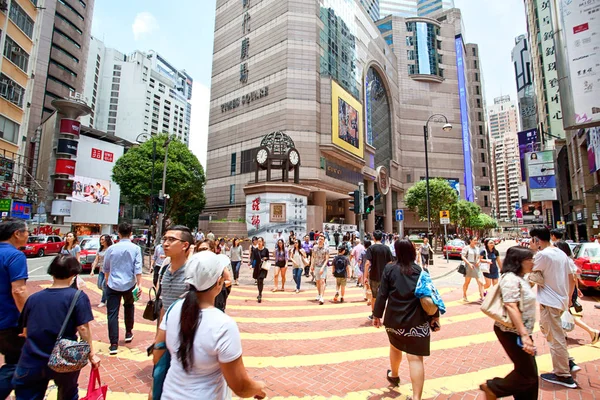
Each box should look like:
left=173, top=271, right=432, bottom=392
left=82, top=369, right=108, bottom=400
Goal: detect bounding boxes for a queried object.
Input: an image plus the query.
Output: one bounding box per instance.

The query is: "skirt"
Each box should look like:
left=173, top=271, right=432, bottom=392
left=386, top=322, right=431, bottom=356
left=252, top=266, right=268, bottom=280
left=465, top=264, right=482, bottom=279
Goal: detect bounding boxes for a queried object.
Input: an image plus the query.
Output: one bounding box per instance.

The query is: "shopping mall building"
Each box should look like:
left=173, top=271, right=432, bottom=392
left=203, top=0, right=491, bottom=242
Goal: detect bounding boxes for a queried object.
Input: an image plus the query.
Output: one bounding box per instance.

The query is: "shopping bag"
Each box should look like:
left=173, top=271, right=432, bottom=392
left=561, top=311, right=575, bottom=332
left=81, top=368, right=108, bottom=400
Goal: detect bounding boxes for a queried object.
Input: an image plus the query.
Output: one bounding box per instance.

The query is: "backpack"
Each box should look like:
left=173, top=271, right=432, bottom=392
left=333, top=256, right=347, bottom=278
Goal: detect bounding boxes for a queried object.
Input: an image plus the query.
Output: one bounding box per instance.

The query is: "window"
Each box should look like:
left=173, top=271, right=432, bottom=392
left=484, top=195, right=489, bottom=208
left=52, top=44, right=79, bottom=63
left=476, top=98, right=481, bottom=108
left=112, top=77, right=120, bottom=83
left=475, top=85, right=480, bottom=95
left=473, top=59, right=478, bottom=69
left=439, top=68, right=444, bottom=78
left=229, top=185, right=235, bottom=205
left=110, top=91, right=118, bottom=97
left=378, top=21, right=392, bottom=33
left=384, top=36, right=393, bottom=46
left=109, top=105, right=117, bottom=110
left=111, top=84, right=119, bottom=91
left=113, top=71, right=121, bottom=77
left=0, top=74, right=25, bottom=107
left=480, top=153, right=486, bottom=163
left=475, top=72, right=479, bottom=82
left=480, top=139, right=485, bottom=148
left=9, top=3, right=34, bottom=38
left=437, top=40, right=441, bottom=50
left=109, top=111, right=117, bottom=117
left=79, top=0, right=86, bottom=8
left=56, top=12, right=82, bottom=35
left=408, top=64, right=416, bottom=74
left=479, top=125, right=484, bottom=135
left=0, top=115, right=19, bottom=144
left=110, top=98, right=118, bottom=104
left=240, top=147, right=259, bottom=174
left=482, top=166, right=487, bottom=177
left=406, top=174, right=412, bottom=183
left=406, top=36, right=414, bottom=46
left=114, top=64, right=121, bottom=70
left=50, top=60, right=78, bottom=77
left=57, top=0, right=84, bottom=20
left=230, top=153, right=236, bottom=176
left=4, top=37, right=29, bottom=72
left=478, top=112, right=482, bottom=121
left=108, top=117, right=116, bottom=124
left=54, top=29, right=81, bottom=48
left=407, top=50, right=415, bottom=60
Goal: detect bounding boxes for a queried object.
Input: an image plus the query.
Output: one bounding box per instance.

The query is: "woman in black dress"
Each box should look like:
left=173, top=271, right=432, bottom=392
left=252, top=237, right=270, bottom=303
left=480, top=238, right=502, bottom=290
left=373, top=239, right=440, bottom=400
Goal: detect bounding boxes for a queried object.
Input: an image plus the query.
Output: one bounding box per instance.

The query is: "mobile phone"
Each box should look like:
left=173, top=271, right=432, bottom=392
left=431, top=320, right=440, bottom=331
left=517, top=336, right=537, bottom=355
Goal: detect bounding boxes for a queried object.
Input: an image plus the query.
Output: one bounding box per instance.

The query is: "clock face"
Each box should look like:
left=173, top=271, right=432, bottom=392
left=289, top=150, right=299, bottom=166
left=256, top=149, right=268, bottom=165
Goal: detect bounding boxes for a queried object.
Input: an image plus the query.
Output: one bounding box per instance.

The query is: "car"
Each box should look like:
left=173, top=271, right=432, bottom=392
left=20, top=235, right=65, bottom=257
left=572, top=242, right=600, bottom=290
left=408, top=234, right=424, bottom=244
left=443, top=239, right=465, bottom=259
left=79, top=237, right=100, bottom=271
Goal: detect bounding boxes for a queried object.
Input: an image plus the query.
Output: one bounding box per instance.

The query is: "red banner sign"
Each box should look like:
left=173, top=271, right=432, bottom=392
left=91, top=148, right=102, bottom=159
left=59, top=119, right=81, bottom=137
left=103, top=151, right=114, bottom=162
left=55, top=159, right=76, bottom=176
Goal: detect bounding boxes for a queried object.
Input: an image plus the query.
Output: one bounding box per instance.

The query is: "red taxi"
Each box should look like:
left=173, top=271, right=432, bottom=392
left=79, top=237, right=101, bottom=272
left=20, top=235, right=65, bottom=257
left=573, top=243, right=600, bottom=290
left=443, top=239, right=465, bottom=259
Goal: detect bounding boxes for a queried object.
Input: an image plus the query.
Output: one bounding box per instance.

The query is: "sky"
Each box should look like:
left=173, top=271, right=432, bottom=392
left=90, top=0, right=527, bottom=167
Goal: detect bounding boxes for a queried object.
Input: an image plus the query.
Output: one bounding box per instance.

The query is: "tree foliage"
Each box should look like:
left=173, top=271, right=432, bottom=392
left=404, top=179, right=458, bottom=229
left=450, top=200, right=481, bottom=230
left=472, top=213, right=498, bottom=231
left=112, top=134, right=206, bottom=228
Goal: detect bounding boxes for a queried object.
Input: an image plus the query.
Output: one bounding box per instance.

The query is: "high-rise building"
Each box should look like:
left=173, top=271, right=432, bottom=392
left=79, top=37, right=193, bottom=145
left=359, top=0, right=380, bottom=21
left=487, top=95, right=519, bottom=141
left=491, top=133, right=521, bottom=221
left=379, top=0, right=454, bottom=17
left=512, top=34, right=537, bottom=131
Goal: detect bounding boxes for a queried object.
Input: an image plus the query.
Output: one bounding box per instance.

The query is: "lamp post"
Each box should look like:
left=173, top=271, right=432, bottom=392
left=423, top=114, right=452, bottom=246
left=155, top=136, right=172, bottom=246
left=135, top=133, right=156, bottom=271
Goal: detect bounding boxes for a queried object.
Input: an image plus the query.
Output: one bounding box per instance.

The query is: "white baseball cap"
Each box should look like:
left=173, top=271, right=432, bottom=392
left=185, top=252, right=229, bottom=291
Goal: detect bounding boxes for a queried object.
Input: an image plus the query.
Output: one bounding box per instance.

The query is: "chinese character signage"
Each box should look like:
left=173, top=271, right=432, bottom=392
left=91, top=148, right=115, bottom=163
left=10, top=201, right=31, bottom=220
left=270, top=203, right=286, bottom=223
left=91, top=148, right=102, bottom=159
left=526, top=150, right=557, bottom=201
left=103, top=152, right=114, bottom=162
left=587, top=127, right=600, bottom=173
left=0, top=199, right=11, bottom=213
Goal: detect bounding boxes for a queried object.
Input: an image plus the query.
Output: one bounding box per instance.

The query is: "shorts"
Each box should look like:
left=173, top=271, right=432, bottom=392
left=369, top=280, right=380, bottom=299
left=314, top=266, right=328, bottom=280
left=335, top=277, right=347, bottom=287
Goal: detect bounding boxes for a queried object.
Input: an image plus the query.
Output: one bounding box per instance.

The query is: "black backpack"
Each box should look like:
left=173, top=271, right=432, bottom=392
left=333, top=256, right=347, bottom=278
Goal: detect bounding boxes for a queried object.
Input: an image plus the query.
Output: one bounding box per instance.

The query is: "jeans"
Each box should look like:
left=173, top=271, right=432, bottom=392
left=231, top=261, right=241, bottom=281
left=0, top=327, right=25, bottom=399
left=487, top=325, right=538, bottom=399
left=97, top=272, right=107, bottom=304
left=292, top=268, right=303, bottom=290
left=12, top=365, right=80, bottom=400
left=420, top=253, right=429, bottom=266
left=540, top=304, right=570, bottom=377
left=106, top=285, right=135, bottom=345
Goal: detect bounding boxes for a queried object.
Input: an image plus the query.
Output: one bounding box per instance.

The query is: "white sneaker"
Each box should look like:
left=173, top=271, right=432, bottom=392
left=316, top=294, right=321, bottom=301
left=319, top=297, right=324, bottom=305
left=97, top=302, right=106, bottom=308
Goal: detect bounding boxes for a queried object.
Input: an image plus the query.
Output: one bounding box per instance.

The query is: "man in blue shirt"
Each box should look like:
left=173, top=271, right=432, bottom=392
left=0, top=218, right=29, bottom=398
left=103, top=222, right=142, bottom=355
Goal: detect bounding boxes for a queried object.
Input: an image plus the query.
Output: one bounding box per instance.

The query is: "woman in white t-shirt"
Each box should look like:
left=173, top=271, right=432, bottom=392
left=461, top=236, right=485, bottom=302
left=153, top=252, right=266, bottom=400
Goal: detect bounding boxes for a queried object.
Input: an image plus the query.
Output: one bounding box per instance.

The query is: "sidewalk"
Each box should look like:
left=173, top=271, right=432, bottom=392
left=425, top=253, right=462, bottom=280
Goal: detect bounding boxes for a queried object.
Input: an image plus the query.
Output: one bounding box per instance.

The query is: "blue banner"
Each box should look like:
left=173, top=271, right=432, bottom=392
left=529, top=175, right=556, bottom=190
left=455, top=35, right=474, bottom=202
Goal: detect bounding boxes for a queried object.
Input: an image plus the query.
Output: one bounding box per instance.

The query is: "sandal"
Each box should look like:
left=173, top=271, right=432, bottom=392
left=386, top=370, right=400, bottom=386
left=592, top=330, right=600, bottom=345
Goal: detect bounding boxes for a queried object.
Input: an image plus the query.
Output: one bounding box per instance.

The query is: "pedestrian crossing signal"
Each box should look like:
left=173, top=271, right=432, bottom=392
left=348, top=190, right=360, bottom=214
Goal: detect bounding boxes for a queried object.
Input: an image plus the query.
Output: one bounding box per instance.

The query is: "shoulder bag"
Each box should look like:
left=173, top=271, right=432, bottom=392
left=480, top=275, right=523, bottom=329
left=457, top=263, right=467, bottom=275
left=144, top=266, right=167, bottom=321
left=479, top=251, right=490, bottom=274
left=48, top=290, right=91, bottom=372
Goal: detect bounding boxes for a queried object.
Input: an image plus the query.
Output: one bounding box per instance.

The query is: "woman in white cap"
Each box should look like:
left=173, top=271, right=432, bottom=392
left=153, top=251, right=266, bottom=399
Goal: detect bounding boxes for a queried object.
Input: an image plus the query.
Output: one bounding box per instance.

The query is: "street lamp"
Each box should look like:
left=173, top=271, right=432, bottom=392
left=423, top=114, right=452, bottom=245
left=135, top=133, right=157, bottom=249
left=155, top=136, right=172, bottom=246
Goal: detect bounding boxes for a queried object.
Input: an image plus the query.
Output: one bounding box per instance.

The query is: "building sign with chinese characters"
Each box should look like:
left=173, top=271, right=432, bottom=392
left=91, top=148, right=115, bottom=162
left=240, top=0, right=251, bottom=83
left=536, top=0, right=564, bottom=138
left=220, top=86, right=269, bottom=112
left=10, top=201, right=31, bottom=220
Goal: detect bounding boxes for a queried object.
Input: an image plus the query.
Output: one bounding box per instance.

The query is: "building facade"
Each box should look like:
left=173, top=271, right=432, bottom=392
left=512, top=34, right=537, bottom=131
left=491, top=133, right=520, bottom=221
left=379, top=0, right=454, bottom=17
left=359, top=0, right=380, bottom=21
left=487, top=95, right=519, bottom=141
left=79, top=37, right=193, bottom=145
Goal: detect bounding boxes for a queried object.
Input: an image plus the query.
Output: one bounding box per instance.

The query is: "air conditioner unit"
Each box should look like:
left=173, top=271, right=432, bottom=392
left=11, top=47, right=21, bottom=54
left=0, top=0, right=8, bottom=12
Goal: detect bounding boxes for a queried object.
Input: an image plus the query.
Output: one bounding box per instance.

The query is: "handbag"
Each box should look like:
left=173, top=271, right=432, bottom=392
left=480, top=275, right=523, bottom=329
left=81, top=368, right=108, bottom=400
left=457, top=263, right=467, bottom=275
left=48, top=290, right=91, bottom=373
left=144, top=266, right=167, bottom=321
left=261, top=260, right=271, bottom=271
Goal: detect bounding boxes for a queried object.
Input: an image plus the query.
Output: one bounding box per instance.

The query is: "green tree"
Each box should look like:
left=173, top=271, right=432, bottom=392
left=450, top=200, right=481, bottom=232
left=404, top=179, right=458, bottom=232
left=112, top=134, right=206, bottom=228
left=472, top=213, right=498, bottom=235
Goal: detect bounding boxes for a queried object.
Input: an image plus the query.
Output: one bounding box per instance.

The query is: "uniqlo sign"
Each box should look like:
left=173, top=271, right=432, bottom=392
left=91, top=148, right=102, bottom=159
left=103, top=152, right=114, bottom=162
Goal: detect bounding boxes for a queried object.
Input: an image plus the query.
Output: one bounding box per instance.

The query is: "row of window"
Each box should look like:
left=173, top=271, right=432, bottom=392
left=56, top=12, right=82, bottom=35
left=4, top=35, right=29, bottom=72
left=58, top=0, right=84, bottom=21
left=9, top=2, right=34, bottom=38
left=48, top=75, right=75, bottom=92
left=55, top=28, right=81, bottom=49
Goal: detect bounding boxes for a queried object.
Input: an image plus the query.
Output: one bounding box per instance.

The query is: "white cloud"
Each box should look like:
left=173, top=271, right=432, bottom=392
left=132, top=12, right=159, bottom=41
left=188, top=82, right=211, bottom=169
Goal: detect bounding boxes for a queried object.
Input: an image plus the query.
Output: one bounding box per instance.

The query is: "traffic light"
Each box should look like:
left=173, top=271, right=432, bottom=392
left=364, top=195, right=374, bottom=215
left=348, top=190, right=360, bottom=214
left=152, top=196, right=165, bottom=213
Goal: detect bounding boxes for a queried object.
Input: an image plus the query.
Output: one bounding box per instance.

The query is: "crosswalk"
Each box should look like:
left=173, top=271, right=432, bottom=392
left=35, top=273, right=600, bottom=399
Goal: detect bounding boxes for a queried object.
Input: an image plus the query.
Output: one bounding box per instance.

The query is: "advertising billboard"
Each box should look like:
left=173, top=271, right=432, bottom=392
left=587, top=127, right=600, bottom=173
left=526, top=150, right=557, bottom=201
left=517, top=129, right=540, bottom=180
left=55, top=159, right=76, bottom=176
left=10, top=201, right=31, bottom=219
left=331, top=80, right=364, bottom=158
left=59, top=118, right=81, bottom=137
left=68, top=175, right=111, bottom=205
left=455, top=35, right=474, bottom=202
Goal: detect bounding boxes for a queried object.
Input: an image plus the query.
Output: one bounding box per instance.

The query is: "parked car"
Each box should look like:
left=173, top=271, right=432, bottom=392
left=443, top=239, right=465, bottom=259
left=573, top=242, right=600, bottom=290
left=20, top=235, right=65, bottom=257
left=79, top=237, right=100, bottom=272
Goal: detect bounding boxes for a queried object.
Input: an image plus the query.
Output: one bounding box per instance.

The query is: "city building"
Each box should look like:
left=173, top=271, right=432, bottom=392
left=512, top=34, right=537, bottom=131
left=490, top=133, right=521, bottom=221
left=25, top=0, right=95, bottom=176
left=487, top=95, right=519, bottom=141
left=359, top=0, right=380, bottom=21
left=79, top=37, right=193, bottom=145
left=379, top=0, right=454, bottom=17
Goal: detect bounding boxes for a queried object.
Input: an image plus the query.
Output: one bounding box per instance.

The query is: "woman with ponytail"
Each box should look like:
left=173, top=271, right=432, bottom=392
left=152, top=251, right=266, bottom=399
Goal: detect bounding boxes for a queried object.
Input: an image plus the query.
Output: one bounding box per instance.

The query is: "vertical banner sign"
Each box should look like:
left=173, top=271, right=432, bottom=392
left=536, top=0, right=564, bottom=137
left=560, top=0, right=600, bottom=125
left=455, top=35, right=474, bottom=202
left=587, top=127, right=600, bottom=173
left=526, top=150, right=557, bottom=201
left=517, top=129, right=540, bottom=180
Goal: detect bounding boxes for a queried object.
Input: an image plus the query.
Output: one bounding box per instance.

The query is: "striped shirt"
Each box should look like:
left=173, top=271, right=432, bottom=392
left=160, top=263, right=188, bottom=309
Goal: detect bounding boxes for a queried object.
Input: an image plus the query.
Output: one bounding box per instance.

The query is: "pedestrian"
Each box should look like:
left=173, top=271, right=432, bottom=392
left=332, top=245, right=350, bottom=303
left=365, top=231, right=393, bottom=320
left=102, top=222, right=143, bottom=355
left=333, top=230, right=340, bottom=248
left=461, top=236, right=485, bottom=302
left=419, top=238, right=432, bottom=268
left=350, top=239, right=365, bottom=286
left=195, top=240, right=233, bottom=312
left=309, top=230, right=315, bottom=242
left=12, top=255, right=100, bottom=398
left=60, top=232, right=81, bottom=260
left=248, top=236, right=259, bottom=284
left=289, top=239, right=307, bottom=293
left=195, top=229, right=204, bottom=242
left=153, top=251, right=266, bottom=399
left=372, top=239, right=440, bottom=399
left=159, top=226, right=194, bottom=320
left=252, top=237, right=270, bottom=303
left=310, top=236, right=329, bottom=305
left=301, top=235, right=313, bottom=278
left=151, top=243, right=167, bottom=288
left=554, top=241, right=599, bottom=345
left=229, top=238, right=243, bottom=286
left=528, top=227, right=578, bottom=388
left=272, top=239, right=288, bottom=292
left=90, top=234, right=113, bottom=307
left=480, top=238, right=501, bottom=291
left=287, top=231, right=296, bottom=249
left=0, top=218, right=29, bottom=399
left=480, top=246, right=538, bottom=399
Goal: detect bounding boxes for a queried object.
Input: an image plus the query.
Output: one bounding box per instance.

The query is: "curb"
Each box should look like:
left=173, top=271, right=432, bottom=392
left=431, top=267, right=459, bottom=281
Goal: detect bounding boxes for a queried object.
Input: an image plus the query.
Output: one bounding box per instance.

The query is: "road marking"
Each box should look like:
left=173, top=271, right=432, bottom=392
left=28, top=264, right=51, bottom=274
left=231, top=286, right=458, bottom=296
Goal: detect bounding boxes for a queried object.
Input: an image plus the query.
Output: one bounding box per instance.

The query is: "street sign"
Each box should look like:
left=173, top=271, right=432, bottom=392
left=557, top=221, right=565, bottom=229
left=440, top=210, right=450, bottom=225
left=395, top=209, right=404, bottom=221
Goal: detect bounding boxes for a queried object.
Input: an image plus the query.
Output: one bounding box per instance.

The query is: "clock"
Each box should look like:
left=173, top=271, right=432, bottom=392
left=256, top=147, right=269, bottom=166
left=288, top=149, right=300, bottom=166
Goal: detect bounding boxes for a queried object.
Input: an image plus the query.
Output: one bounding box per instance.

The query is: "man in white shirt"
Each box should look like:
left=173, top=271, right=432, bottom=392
left=529, top=227, right=577, bottom=388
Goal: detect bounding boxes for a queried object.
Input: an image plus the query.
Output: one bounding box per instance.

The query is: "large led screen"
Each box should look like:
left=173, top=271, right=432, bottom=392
left=331, top=80, right=364, bottom=158
left=68, top=175, right=111, bottom=205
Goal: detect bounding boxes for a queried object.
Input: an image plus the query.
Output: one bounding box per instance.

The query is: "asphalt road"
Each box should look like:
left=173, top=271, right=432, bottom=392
left=26, top=255, right=61, bottom=281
